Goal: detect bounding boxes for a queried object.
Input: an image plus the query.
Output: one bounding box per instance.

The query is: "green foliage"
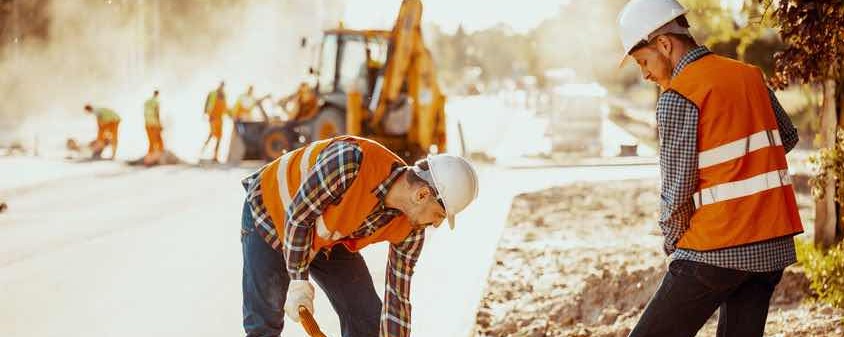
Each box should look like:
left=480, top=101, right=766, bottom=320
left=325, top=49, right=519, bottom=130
left=429, top=24, right=539, bottom=87
left=796, top=238, right=844, bottom=308
left=430, top=0, right=631, bottom=88
left=770, top=0, right=844, bottom=245
left=684, top=0, right=778, bottom=59
left=769, top=0, right=844, bottom=89
left=809, top=129, right=844, bottom=221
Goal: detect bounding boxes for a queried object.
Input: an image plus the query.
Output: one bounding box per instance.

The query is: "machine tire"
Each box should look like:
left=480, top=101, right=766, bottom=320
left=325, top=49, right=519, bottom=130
left=309, top=107, right=346, bottom=141
left=261, top=126, right=294, bottom=161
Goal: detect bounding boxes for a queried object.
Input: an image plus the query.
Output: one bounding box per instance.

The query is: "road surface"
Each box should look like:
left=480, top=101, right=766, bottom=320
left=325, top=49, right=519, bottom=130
left=1, top=95, right=659, bottom=336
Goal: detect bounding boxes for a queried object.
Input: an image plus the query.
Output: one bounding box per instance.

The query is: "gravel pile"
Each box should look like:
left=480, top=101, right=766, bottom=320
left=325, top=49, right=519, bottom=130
left=475, top=180, right=843, bottom=337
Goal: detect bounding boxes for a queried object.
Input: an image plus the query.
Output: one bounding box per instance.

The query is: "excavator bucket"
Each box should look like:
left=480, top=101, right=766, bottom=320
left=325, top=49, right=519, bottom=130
left=227, top=125, right=247, bottom=165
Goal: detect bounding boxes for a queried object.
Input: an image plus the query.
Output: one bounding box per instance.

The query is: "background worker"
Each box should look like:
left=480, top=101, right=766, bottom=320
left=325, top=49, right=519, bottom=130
left=228, top=85, right=270, bottom=164
left=202, top=81, right=228, bottom=163
left=84, top=104, right=121, bottom=160
left=143, top=90, right=164, bottom=164
left=240, top=136, right=479, bottom=337
left=617, top=1, right=803, bottom=336
left=277, top=82, right=317, bottom=121
left=231, top=85, right=258, bottom=122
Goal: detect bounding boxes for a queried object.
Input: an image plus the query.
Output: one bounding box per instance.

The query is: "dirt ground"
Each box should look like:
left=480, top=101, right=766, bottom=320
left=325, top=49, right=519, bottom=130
left=475, top=180, right=844, bottom=337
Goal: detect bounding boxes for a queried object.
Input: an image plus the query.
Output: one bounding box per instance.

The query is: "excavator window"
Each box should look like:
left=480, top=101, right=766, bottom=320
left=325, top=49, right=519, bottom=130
left=317, top=34, right=339, bottom=95
left=366, top=37, right=388, bottom=66
left=338, top=36, right=369, bottom=94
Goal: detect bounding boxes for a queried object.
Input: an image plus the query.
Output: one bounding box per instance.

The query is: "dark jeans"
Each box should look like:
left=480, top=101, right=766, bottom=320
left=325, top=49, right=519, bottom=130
left=240, top=202, right=382, bottom=337
left=629, top=259, right=783, bottom=337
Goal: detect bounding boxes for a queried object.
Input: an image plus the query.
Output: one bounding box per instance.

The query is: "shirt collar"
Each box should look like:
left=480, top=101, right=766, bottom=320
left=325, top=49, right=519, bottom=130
left=672, top=46, right=711, bottom=78
left=373, top=163, right=407, bottom=201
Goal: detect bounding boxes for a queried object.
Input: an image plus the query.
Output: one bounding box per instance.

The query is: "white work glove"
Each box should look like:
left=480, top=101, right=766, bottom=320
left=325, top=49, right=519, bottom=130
left=284, top=280, right=315, bottom=322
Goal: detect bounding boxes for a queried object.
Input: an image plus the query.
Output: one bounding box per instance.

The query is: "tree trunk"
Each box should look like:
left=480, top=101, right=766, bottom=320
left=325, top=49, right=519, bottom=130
left=815, top=80, right=840, bottom=247
left=837, top=78, right=844, bottom=243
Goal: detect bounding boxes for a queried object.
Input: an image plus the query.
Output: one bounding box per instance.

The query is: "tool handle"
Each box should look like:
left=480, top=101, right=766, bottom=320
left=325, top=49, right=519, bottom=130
left=299, top=306, right=328, bottom=337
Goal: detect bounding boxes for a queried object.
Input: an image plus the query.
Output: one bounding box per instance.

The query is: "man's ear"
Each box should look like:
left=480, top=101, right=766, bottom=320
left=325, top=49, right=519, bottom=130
left=413, top=186, right=432, bottom=204
left=654, top=35, right=673, bottom=57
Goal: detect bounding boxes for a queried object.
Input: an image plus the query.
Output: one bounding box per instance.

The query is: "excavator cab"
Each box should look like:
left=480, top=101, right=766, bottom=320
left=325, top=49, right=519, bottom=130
left=313, top=30, right=389, bottom=116
left=245, top=0, right=446, bottom=162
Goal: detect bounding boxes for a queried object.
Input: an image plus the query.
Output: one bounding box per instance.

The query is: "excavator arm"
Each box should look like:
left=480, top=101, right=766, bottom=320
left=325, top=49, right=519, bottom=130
left=368, top=0, right=446, bottom=152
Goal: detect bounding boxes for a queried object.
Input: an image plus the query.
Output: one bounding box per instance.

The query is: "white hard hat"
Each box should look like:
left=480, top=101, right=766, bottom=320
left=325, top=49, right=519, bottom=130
left=412, top=154, right=479, bottom=229
left=617, top=0, right=688, bottom=58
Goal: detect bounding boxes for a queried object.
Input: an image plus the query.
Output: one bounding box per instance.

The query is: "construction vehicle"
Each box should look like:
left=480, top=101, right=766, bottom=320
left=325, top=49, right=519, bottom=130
left=236, top=0, right=447, bottom=162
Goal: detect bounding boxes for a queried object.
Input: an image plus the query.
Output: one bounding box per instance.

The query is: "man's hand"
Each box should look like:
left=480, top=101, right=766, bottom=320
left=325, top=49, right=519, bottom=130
left=284, top=280, right=315, bottom=322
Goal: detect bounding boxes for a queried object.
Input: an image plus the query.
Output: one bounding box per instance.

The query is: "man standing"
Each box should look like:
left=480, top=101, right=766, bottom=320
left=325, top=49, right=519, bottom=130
left=144, top=90, right=164, bottom=163
left=84, top=104, right=121, bottom=160
left=240, top=136, right=479, bottom=337
left=617, top=1, right=803, bottom=336
left=202, top=81, right=228, bottom=163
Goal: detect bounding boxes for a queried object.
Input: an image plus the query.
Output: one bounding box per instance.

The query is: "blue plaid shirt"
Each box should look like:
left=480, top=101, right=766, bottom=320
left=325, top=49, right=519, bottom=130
left=658, top=46, right=799, bottom=272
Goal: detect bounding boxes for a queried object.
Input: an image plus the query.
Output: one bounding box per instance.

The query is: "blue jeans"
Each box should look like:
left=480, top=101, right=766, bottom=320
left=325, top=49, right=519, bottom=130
left=629, top=260, right=783, bottom=337
left=240, top=202, right=382, bottom=337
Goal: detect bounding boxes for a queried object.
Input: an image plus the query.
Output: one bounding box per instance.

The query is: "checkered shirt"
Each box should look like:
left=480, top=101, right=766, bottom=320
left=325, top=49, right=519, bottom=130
left=241, top=140, right=425, bottom=337
left=658, top=46, right=800, bottom=272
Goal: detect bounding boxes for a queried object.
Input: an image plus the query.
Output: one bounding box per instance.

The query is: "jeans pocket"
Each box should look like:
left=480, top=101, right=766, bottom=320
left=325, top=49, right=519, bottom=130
left=668, top=259, right=695, bottom=278
left=690, top=262, right=747, bottom=291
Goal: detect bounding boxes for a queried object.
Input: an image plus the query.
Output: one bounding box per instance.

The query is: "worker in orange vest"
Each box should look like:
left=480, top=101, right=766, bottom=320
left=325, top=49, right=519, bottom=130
left=202, top=81, right=228, bottom=163
left=231, top=85, right=258, bottom=122
left=240, top=136, right=479, bottom=337
left=84, top=104, right=121, bottom=160
left=617, top=1, right=803, bottom=336
left=144, top=90, right=164, bottom=163
left=278, top=82, right=317, bottom=121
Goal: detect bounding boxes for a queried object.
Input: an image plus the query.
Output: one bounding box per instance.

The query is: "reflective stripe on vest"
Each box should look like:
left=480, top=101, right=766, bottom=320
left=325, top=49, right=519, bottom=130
left=693, top=169, right=792, bottom=209
left=275, top=142, right=343, bottom=242
left=698, top=129, right=783, bottom=169
left=144, top=99, right=160, bottom=126
left=206, top=92, right=216, bottom=114
left=95, top=108, right=121, bottom=123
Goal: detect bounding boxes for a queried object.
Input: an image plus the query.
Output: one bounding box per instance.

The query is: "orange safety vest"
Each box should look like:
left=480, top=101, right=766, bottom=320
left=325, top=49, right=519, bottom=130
left=669, top=54, right=803, bottom=251
left=259, top=136, right=414, bottom=258
left=205, top=90, right=227, bottom=119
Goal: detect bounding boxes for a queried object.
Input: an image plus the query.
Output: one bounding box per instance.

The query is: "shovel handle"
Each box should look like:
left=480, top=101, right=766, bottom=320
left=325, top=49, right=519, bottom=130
left=299, top=306, right=328, bottom=337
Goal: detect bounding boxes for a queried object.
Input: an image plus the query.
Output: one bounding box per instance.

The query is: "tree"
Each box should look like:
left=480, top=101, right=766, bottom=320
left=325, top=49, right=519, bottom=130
left=682, top=0, right=786, bottom=75
left=767, top=0, right=844, bottom=247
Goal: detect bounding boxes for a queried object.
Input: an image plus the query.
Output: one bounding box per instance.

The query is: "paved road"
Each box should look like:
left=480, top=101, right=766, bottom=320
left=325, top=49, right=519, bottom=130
left=1, top=93, right=666, bottom=336
left=1, top=157, right=657, bottom=337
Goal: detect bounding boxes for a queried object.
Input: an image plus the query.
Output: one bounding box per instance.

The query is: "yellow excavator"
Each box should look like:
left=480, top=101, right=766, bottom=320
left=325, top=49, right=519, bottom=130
left=236, top=0, right=446, bottom=162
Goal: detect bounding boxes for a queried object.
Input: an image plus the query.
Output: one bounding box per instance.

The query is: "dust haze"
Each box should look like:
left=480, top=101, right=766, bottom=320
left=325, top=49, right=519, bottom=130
left=0, top=0, right=344, bottom=160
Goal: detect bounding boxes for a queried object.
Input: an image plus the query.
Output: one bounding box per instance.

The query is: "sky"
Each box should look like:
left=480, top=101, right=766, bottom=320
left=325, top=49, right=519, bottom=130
left=344, top=0, right=573, bottom=33
left=345, top=0, right=747, bottom=34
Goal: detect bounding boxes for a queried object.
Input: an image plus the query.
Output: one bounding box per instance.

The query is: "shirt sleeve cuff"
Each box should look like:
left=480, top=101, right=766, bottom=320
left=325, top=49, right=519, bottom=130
left=288, top=270, right=309, bottom=281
